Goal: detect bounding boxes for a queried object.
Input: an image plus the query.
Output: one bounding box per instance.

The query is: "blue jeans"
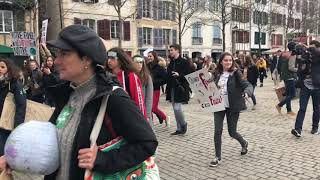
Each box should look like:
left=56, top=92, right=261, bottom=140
left=278, top=80, right=296, bottom=112
left=294, top=85, right=320, bottom=131
left=251, top=85, right=257, bottom=105
left=171, top=90, right=187, bottom=131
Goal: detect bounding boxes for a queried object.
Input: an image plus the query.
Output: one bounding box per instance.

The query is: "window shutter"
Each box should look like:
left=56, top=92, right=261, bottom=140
left=97, top=20, right=104, bottom=38
left=138, top=28, right=143, bottom=47
left=137, top=0, right=142, bottom=19
left=153, top=0, right=158, bottom=20
left=254, top=32, right=259, bottom=44
left=123, top=21, right=131, bottom=41
left=74, top=18, right=82, bottom=25
left=172, top=29, right=177, bottom=44
left=98, top=19, right=110, bottom=40
left=261, top=33, right=266, bottom=45
left=153, top=28, right=158, bottom=47
left=171, top=2, right=176, bottom=21
left=158, top=0, right=163, bottom=20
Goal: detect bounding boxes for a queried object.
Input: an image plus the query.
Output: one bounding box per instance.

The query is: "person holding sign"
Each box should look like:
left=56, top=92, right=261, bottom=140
left=209, top=52, right=253, bottom=167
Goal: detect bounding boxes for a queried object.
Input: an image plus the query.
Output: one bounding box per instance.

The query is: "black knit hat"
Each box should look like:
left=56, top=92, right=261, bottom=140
left=287, top=41, right=296, bottom=51
left=47, top=25, right=106, bottom=65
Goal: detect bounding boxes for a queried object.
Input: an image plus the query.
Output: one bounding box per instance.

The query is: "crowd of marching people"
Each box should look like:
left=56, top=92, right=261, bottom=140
left=0, top=24, right=319, bottom=179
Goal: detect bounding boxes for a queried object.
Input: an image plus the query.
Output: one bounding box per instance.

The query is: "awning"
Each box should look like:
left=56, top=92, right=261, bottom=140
left=0, top=45, right=13, bottom=54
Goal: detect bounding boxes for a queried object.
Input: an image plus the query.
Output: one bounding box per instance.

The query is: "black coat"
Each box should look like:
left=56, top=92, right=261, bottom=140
left=148, top=62, right=167, bottom=90
left=213, top=69, right=253, bottom=112
left=270, top=56, right=281, bottom=73
left=0, top=79, right=26, bottom=128
left=310, top=48, right=320, bottom=88
left=246, top=65, right=259, bottom=86
left=45, top=67, right=157, bottom=180
left=166, top=56, right=191, bottom=103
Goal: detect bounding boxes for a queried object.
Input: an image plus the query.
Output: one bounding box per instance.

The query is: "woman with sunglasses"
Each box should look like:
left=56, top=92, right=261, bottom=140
left=133, top=55, right=154, bottom=128
left=106, top=48, right=147, bottom=119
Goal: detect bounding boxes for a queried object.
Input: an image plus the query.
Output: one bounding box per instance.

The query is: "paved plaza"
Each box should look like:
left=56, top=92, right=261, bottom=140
left=154, top=78, right=320, bottom=180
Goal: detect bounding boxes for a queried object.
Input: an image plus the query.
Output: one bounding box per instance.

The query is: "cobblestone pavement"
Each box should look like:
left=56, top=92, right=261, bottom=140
left=154, top=78, right=320, bottom=180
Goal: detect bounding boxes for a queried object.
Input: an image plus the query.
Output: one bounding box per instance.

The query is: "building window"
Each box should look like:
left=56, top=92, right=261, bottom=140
left=0, top=10, right=13, bottom=33
left=253, top=11, right=268, bottom=25
left=232, top=8, right=249, bottom=23
left=288, top=18, right=294, bottom=28
left=82, top=19, right=96, bottom=31
left=212, top=23, right=222, bottom=44
left=235, top=31, right=249, bottom=43
left=163, top=1, right=171, bottom=20
left=143, top=27, right=152, bottom=45
left=192, top=22, right=201, bottom=37
left=272, top=34, right=283, bottom=46
left=190, top=0, right=206, bottom=9
left=209, top=0, right=220, bottom=11
left=73, top=0, right=99, bottom=3
left=255, top=0, right=267, bottom=5
left=142, top=0, right=151, bottom=18
left=111, top=20, right=119, bottom=38
left=163, top=29, right=171, bottom=45
left=254, top=32, right=266, bottom=45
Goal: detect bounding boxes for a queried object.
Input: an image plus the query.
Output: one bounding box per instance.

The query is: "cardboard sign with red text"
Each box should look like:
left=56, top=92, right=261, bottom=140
left=185, top=69, right=225, bottom=112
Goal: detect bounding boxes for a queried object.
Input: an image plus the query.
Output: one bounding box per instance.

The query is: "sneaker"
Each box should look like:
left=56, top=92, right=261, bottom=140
left=209, top=157, right=221, bottom=167
left=170, top=131, right=182, bottom=135
left=251, top=105, right=256, bottom=110
left=164, top=116, right=170, bottom=128
left=287, top=111, right=296, bottom=116
left=180, top=123, right=187, bottom=134
left=260, top=84, right=263, bottom=87
left=275, top=105, right=281, bottom=114
left=311, top=127, right=318, bottom=134
left=291, top=129, right=301, bottom=137
left=241, top=140, right=248, bottom=155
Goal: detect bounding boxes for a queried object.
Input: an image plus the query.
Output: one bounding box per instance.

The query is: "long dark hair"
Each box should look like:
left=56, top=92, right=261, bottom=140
left=132, top=55, right=151, bottom=85
left=215, top=52, right=237, bottom=74
left=243, top=55, right=254, bottom=68
left=148, top=51, right=159, bottom=64
left=107, top=47, right=139, bottom=75
left=0, top=59, right=21, bottom=81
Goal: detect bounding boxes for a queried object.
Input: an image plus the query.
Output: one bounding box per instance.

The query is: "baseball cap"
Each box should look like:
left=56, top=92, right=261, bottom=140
left=47, top=25, right=107, bottom=65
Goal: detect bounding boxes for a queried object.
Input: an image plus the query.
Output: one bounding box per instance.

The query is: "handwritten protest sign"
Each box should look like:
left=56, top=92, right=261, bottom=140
left=41, top=19, right=48, bottom=44
left=185, top=68, right=225, bottom=113
left=11, top=32, right=37, bottom=56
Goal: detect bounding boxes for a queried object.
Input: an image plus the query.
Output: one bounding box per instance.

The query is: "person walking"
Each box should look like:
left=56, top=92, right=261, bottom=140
left=0, top=59, right=26, bottom=155
left=133, top=55, right=154, bottom=128
left=25, top=60, right=44, bottom=103
left=209, top=52, right=253, bottom=167
left=256, top=57, right=267, bottom=87
left=270, top=50, right=282, bottom=87
left=106, top=47, right=147, bottom=119
left=147, top=51, right=169, bottom=126
left=243, top=55, right=259, bottom=110
left=276, top=42, right=297, bottom=116
left=166, top=44, right=191, bottom=135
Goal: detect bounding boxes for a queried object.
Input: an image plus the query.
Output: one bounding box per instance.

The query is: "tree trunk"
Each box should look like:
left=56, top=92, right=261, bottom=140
left=222, top=24, right=226, bottom=52
left=258, top=27, right=261, bottom=56
left=178, top=15, right=182, bottom=47
left=118, top=10, right=123, bottom=48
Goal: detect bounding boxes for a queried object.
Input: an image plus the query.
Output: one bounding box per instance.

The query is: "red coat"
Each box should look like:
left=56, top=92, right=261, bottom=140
left=116, top=71, right=147, bottom=119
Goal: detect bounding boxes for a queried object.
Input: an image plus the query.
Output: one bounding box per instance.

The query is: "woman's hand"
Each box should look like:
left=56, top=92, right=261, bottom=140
left=0, top=155, right=11, bottom=174
left=78, top=144, right=98, bottom=170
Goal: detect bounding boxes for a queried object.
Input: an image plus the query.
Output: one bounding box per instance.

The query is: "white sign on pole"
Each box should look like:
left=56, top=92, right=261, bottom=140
left=143, top=48, right=153, bottom=57
left=11, top=32, right=37, bottom=56
left=41, top=19, right=49, bottom=44
left=185, top=68, right=225, bottom=113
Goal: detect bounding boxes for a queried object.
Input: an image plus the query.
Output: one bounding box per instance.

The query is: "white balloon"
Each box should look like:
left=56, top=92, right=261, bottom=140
left=4, top=121, right=60, bottom=175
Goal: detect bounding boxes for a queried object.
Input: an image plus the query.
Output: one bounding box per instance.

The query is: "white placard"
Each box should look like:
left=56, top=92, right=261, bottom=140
left=143, top=48, right=153, bottom=57
left=185, top=69, right=225, bottom=113
left=11, top=32, right=37, bottom=56
left=41, top=19, right=49, bottom=44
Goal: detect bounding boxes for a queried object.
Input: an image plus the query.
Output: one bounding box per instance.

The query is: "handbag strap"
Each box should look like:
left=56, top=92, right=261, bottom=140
left=89, top=86, right=120, bottom=148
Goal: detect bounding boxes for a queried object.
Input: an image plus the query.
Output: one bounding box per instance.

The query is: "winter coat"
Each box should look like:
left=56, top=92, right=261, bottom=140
left=148, top=62, right=167, bottom=90
left=310, top=47, right=320, bottom=88
left=213, top=69, right=253, bottom=112
left=142, top=75, right=153, bottom=121
left=270, top=56, right=281, bottom=73
left=0, top=79, right=26, bottom=128
left=45, top=67, right=157, bottom=180
left=280, top=54, right=297, bottom=81
left=166, top=56, right=192, bottom=103
left=246, top=65, right=259, bottom=86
